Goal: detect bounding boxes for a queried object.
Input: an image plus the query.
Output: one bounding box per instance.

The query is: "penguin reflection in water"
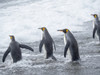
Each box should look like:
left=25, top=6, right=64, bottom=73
left=58, top=29, right=80, bottom=61
left=2, top=35, right=34, bottom=63
left=38, top=27, right=57, bottom=61
left=91, top=14, right=100, bottom=41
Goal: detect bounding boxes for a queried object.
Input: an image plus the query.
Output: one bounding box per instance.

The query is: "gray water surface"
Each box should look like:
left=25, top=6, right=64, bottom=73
left=0, top=21, right=100, bottom=75
left=0, top=0, right=100, bottom=75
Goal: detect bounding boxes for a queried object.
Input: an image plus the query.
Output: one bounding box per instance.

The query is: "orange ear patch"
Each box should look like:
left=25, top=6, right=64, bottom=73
left=94, top=15, right=97, bottom=18
left=66, top=29, right=68, bottom=32
left=42, top=28, right=45, bottom=31
left=10, top=36, right=12, bottom=39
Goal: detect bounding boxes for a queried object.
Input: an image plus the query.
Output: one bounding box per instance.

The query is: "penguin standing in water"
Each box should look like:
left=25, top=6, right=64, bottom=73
left=38, top=27, right=57, bottom=61
left=2, top=35, right=34, bottom=63
left=58, top=29, right=80, bottom=61
left=91, top=14, right=100, bottom=41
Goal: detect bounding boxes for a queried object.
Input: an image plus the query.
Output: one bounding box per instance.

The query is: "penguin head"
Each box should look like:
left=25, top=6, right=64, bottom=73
left=57, top=29, right=69, bottom=33
left=91, top=14, right=98, bottom=18
left=9, top=35, right=15, bottom=41
left=38, top=27, right=46, bottom=31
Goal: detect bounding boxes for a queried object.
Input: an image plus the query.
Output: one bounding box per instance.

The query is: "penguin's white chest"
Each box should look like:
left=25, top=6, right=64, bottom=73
left=93, top=20, right=95, bottom=28
left=64, top=35, right=67, bottom=45
left=64, top=35, right=72, bottom=59
left=43, top=44, right=47, bottom=58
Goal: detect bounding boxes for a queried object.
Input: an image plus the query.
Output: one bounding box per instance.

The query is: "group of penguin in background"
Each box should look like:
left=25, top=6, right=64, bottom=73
left=2, top=14, right=100, bottom=63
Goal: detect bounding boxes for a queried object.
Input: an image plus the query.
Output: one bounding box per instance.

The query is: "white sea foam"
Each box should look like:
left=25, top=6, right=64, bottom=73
left=0, top=0, right=100, bottom=48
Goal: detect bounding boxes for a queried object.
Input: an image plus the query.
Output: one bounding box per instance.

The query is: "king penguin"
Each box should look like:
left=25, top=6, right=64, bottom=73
left=2, top=35, right=34, bottom=63
left=38, top=27, right=57, bottom=61
left=91, top=14, right=100, bottom=41
left=58, top=29, right=80, bottom=61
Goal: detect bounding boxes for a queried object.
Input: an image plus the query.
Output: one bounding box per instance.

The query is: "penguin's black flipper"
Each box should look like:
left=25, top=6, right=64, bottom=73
left=93, top=25, right=97, bottom=38
left=39, top=39, right=44, bottom=53
left=64, top=41, right=70, bottom=58
left=19, top=44, right=34, bottom=52
left=2, top=47, right=11, bottom=62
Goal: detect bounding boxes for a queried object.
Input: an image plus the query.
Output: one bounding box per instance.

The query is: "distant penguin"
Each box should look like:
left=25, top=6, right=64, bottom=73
left=58, top=29, right=80, bottom=61
left=38, top=27, right=57, bottom=61
left=91, top=14, right=100, bottom=41
left=2, top=35, right=34, bottom=63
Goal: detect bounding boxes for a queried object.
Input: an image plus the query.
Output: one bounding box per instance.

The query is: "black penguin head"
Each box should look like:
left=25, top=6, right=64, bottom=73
left=9, top=35, right=15, bottom=41
left=91, top=14, right=98, bottom=18
left=38, top=27, right=46, bottom=31
left=57, top=29, right=69, bottom=33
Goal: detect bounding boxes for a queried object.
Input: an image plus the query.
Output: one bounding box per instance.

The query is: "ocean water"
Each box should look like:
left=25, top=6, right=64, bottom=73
left=0, top=0, right=100, bottom=75
left=0, top=0, right=100, bottom=48
left=0, top=21, right=100, bottom=75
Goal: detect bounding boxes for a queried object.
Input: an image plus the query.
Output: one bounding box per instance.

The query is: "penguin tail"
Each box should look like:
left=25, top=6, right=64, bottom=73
left=51, top=55, right=57, bottom=61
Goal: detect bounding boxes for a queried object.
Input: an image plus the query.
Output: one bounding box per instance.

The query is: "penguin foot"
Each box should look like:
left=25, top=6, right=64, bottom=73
left=51, top=56, right=57, bottom=61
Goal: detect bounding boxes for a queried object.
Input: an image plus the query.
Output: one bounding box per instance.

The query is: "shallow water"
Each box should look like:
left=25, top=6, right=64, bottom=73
left=0, top=21, right=100, bottom=75
left=0, top=0, right=100, bottom=75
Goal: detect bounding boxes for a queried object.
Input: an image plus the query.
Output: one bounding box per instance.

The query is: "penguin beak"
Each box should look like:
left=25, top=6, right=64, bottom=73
left=57, top=30, right=63, bottom=32
left=38, top=28, right=42, bottom=30
left=91, top=14, right=94, bottom=16
left=9, top=35, right=12, bottom=37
